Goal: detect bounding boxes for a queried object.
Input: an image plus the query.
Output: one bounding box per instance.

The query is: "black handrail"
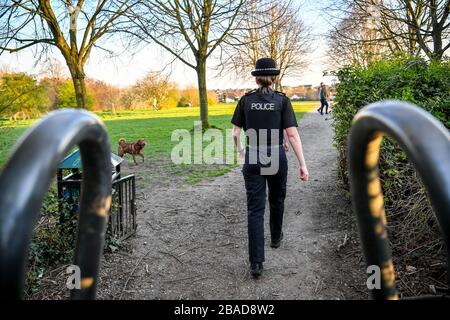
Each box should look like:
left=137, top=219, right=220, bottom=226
left=0, top=109, right=112, bottom=300
left=348, top=100, right=450, bottom=300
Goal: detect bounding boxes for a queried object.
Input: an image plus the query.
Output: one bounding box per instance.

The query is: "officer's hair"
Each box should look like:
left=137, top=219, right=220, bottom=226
left=255, top=76, right=276, bottom=94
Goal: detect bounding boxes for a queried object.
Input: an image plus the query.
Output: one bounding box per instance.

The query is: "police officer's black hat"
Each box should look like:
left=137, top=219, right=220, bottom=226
left=251, top=58, right=280, bottom=76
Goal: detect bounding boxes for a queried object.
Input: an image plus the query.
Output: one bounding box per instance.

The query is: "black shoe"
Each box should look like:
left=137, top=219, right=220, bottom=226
left=271, top=232, right=284, bottom=248
left=250, top=262, right=263, bottom=278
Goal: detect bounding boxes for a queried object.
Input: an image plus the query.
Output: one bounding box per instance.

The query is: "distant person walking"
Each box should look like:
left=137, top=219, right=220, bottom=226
left=153, top=97, right=158, bottom=111
left=317, top=82, right=329, bottom=115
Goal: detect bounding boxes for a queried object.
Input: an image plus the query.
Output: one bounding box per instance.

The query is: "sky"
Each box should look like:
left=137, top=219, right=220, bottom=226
left=0, top=0, right=335, bottom=89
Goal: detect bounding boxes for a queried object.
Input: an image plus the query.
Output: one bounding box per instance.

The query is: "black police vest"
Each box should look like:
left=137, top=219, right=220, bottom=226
left=241, top=90, right=285, bottom=147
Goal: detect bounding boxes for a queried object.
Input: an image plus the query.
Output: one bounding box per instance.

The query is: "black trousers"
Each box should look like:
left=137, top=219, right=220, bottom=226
left=319, top=98, right=329, bottom=114
left=242, top=147, right=288, bottom=264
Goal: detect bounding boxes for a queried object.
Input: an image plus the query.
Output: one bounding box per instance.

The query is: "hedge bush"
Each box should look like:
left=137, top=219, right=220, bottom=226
left=333, top=55, right=449, bottom=296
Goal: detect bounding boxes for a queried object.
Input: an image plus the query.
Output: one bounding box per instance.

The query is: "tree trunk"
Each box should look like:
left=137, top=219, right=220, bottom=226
left=196, top=58, right=210, bottom=128
left=275, top=76, right=283, bottom=92
left=432, top=26, right=443, bottom=60
left=67, top=62, right=88, bottom=109
left=430, top=0, right=444, bottom=61
left=72, top=73, right=88, bottom=109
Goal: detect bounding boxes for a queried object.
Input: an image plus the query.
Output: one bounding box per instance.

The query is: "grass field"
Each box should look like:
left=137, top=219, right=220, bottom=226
left=0, top=102, right=317, bottom=170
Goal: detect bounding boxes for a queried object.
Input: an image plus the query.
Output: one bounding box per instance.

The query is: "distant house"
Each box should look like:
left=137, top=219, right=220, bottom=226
left=224, top=92, right=239, bottom=103
left=216, top=89, right=241, bottom=103
left=216, top=85, right=324, bottom=103
left=290, top=94, right=306, bottom=101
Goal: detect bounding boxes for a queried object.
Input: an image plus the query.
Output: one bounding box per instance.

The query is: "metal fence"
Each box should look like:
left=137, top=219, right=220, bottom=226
left=110, top=175, right=137, bottom=240
left=0, top=109, right=111, bottom=300
left=57, top=173, right=137, bottom=240
left=348, top=100, right=450, bottom=300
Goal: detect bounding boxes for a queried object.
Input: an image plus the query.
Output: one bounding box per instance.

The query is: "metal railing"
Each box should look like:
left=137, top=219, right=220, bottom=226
left=2, top=101, right=448, bottom=300
left=0, top=109, right=112, bottom=300
left=110, top=174, right=137, bottom=240
left=348, top=100, right=450, bottom=300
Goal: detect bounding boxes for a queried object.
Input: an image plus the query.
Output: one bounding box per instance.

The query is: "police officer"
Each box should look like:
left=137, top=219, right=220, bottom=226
left=231, top=57, right=309, bottom=278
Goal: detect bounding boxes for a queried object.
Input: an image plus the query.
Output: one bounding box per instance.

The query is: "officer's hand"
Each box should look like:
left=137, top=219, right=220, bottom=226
left=300, top=165, right=309, bottom=181
left=238, top=150, right=245, bottom=163
left=283, top=141, right=289, bottom=152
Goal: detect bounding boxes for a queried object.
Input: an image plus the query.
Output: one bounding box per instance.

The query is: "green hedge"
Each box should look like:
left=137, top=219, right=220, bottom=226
left=334, top=55, right=449, bottom=184
left=333, top=56, right=450, bottom=295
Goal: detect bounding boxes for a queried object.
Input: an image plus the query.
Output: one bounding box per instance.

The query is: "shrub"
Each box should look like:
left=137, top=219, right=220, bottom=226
left=26, top=192, right=78, bottom=296
left=177, top=87, right=218, bottom=108
left=0, top=72, right=49, bottom=119
left=334, top=56, right=449, bottom=183
left=177, top=96, right=191, bottom=108
left=25, top=189, right=121, bottom=297
left=333, top=55, right=450, bottom=295
left=57, top=80, right=94, bottom=110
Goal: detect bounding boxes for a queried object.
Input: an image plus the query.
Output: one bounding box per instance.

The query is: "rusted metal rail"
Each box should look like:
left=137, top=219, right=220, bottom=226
left=348, top=100, right=450, bottom=300
left=0, top=109, right=111, bottom=300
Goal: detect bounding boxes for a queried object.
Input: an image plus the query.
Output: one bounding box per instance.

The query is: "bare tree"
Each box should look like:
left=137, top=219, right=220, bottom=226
left=39, top=59, right=68, bottom=110
left=134, top=71, right=171, bottom=110
left=327, top=6, right=391, bottom=68
left=326, top=0, right=450, bottom=64
left=223, top=0, right=312, bottom=90
left=38, top=58, right=68, bottom=81
left=0, top=0, right=137, bottom=109
left=128, top=0, right=247, bottom=127
left=382, top=0, right=450, bottom=60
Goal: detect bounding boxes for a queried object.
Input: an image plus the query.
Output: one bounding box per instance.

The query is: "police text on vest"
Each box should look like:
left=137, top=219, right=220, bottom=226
left=251, top=103, right=275, bottom=111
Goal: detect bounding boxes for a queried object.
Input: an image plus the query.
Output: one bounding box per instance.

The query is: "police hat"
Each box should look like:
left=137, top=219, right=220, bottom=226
left=251, top=58, right=280, bottom=76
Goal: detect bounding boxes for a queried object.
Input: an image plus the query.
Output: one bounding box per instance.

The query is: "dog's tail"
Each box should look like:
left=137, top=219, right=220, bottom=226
left=118, top=138, right=126, bottom=145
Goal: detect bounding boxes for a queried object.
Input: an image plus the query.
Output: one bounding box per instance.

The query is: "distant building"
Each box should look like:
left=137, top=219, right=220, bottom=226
left=290, top=93, right=307, bottom=101
left=291, top=94, right=300, bottom=101
left=216, top=85, right=327, bottom=102
left=216, top=88, right=243, bottom=103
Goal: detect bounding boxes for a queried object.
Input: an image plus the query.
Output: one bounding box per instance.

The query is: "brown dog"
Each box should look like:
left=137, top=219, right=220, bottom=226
left=118, top=138, right=146, bottom=165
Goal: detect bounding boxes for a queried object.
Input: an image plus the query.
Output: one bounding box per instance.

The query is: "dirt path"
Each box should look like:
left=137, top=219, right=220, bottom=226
left=97, top=111, right=367, bottom=300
